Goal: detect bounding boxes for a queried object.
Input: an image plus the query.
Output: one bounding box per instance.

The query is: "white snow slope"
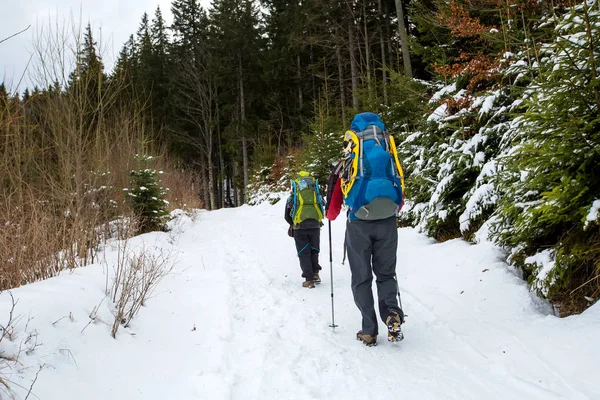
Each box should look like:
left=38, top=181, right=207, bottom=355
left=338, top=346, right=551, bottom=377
left=1, top=201, right=599, bottom=400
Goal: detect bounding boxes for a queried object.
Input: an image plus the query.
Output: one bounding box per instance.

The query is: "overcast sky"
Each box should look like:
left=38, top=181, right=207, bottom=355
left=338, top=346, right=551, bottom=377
left=0, top=0, right=211, bottom=93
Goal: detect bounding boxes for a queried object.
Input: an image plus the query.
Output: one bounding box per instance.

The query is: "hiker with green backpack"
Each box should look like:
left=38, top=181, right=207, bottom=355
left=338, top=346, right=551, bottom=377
left=326, top=112, right=405, bottom=346
left=284, top=171, right=325, bottom=288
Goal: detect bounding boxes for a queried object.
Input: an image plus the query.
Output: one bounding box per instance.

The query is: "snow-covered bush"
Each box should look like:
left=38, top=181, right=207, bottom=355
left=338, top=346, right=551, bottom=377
left=397, top=1, right=599, bottom=314
left=247, top=154, right=297, bottom=205
left=398, top=80, right=522, bottom=240
left=126, top=155, right=169, bottom=233
left=491, top=2, right=600, bottom=312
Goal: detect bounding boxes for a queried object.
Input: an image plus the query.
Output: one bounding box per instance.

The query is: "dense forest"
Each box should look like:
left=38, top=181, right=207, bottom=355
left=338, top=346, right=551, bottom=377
left=1, top=0, right=599, bottom=315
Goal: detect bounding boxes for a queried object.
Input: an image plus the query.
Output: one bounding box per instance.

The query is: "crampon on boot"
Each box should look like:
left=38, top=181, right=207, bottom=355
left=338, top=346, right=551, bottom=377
left=313, top=273, right=321, bottom=284
left=386, top=311, right=404, bottom=342
left=356, top=331, right=377, bottom=347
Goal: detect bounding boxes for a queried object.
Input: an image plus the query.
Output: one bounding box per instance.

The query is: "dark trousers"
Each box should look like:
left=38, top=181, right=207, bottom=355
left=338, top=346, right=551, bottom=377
left=346, top=216, right=403, bottom=335
left=293, top=228, right=321, bottom=280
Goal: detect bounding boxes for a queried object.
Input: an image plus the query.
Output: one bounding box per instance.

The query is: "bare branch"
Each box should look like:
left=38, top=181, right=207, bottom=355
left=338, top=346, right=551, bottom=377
left=0, top=25, right=31, bottom=45
left=24, top=364, right=44, bottom=400
left=0, top=292, right=19, bottom=343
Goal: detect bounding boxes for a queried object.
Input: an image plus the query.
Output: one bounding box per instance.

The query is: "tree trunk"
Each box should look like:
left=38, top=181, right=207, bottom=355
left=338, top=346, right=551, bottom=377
left=363, top=2, right=372, bottom=101
left=200, top=148, right=210, bottom=209
left=226, top=162, right=232, bottom=207
left=335, top=37, right=347, bottom=123
left=216, top=163, right=222, bottom=209
left=348, top=18, right=359, bottom=110
left=217, top=146, right=224, bottom=210
left=232, top=160, right=238, bottom=207
left=384, top=1, right=394, bottom=70
left=238, top=55, right=248, bottom=203
left=217, top=96, right=224, bottom=209
left=378, top=0, right=388, bottom=105
left=297, top=54, right=303, bottom=109
left=241, top=137, right=248, bottom=203
left=237, top=161, right=244, bottom=206
left=208, top=144, right=216, bottom=211
left=394, top=0, right=413, bottom=78
left=310, top=45, right=317, bottom=102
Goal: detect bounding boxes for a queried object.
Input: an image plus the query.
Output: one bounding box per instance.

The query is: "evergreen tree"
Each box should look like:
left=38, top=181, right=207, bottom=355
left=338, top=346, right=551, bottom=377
left=169, top=0, right=210, bottom=190
left=112, top=37, right=134, bottom=83
left=171, top=0, right=206, bottom=53
left=151, top=7, right=173, bottom=133
left=69, top=24, right=107, bottom=133
left=111, top=34, right=137, bottom=109
left=127, top=155, right=170, bottom=233
left=208, top=0, right=264, bottom=202
left=262, top=0, right=306, bottom=142
left=151, top=7, right=169, bottom=53
left=136, top=13, right=155, bottom=97
left=72, top=24, right=105, bottom=83
left=492, top=3, right=600, bottom=313
left=0, top=83, right=8, bottom=110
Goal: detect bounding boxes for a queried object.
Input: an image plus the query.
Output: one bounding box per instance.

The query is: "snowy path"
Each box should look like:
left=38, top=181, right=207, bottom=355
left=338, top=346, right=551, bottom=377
left=1, top=201, right=599, bottom=399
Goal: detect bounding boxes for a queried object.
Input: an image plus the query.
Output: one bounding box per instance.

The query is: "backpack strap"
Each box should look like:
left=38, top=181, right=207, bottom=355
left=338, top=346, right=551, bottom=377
left=359, top=132, right=364, bottom=177
left=388, top=135, right=405, bottom=192
left=315, top=179, right=325, bottom=214
left=290, top=180, right=298, bottom=220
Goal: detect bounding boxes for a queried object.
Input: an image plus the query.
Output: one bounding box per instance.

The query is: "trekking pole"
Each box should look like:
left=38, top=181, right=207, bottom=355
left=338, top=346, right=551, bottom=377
left=396, top=278, right=407, bottom=321
left=328, top=220, right=338, bottom=328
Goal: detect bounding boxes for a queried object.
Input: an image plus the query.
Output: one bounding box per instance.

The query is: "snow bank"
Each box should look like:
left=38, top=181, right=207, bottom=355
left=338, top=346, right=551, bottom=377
left=584, top=199, right=600, bottom=229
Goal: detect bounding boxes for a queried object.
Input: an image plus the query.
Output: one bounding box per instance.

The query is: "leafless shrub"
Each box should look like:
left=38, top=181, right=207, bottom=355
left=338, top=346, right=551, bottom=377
left=0, top=14, right=199, bottom=400
left=0, top=17, right=201, bottom=292
left=159, top=164, right=204, bottom=211
left=109, top=244, right=174, bottom=338
left=0, top=293, right=19, bottom=344
left=154, top=149, right=203, bottom=212
left=81, top=296, right=109, bottom=334
left=0, top=293, right=45, bottom=398
left=52, top=312, right=74, bottom=327
left=23, top=365, right=44, bottom=400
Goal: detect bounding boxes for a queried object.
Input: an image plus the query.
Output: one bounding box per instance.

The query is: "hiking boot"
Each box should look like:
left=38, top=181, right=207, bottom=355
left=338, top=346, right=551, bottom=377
left=356, top=331, right=377, bottom=347
left=302, top=280, right=315, bottom=289
left=313, top=273, right=321, bottom=284
left=386, top=311, right=404, bottom=342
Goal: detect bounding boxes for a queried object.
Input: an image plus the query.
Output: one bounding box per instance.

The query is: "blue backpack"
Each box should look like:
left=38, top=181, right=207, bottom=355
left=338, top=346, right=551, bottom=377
left=340, top=112, right=404, bottom=220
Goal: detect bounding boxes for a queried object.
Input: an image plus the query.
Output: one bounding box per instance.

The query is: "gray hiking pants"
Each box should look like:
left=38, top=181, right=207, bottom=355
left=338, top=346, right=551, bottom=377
left=345, top=216, right=403, bottom=336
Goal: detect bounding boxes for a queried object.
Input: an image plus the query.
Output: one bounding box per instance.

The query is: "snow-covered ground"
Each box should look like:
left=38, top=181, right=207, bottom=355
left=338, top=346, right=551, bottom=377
left=1, top=201, right=598, bottom=399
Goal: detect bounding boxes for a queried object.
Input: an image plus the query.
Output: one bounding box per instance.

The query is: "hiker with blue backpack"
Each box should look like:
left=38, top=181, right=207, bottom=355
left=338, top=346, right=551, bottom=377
left=326, top=112, right=405, bottom=346
left=285, top=171, right=325, bottom=288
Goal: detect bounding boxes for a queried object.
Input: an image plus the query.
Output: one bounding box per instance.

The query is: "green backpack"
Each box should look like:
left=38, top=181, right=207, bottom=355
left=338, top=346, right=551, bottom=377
left=291, top=172, right=324, bottom=225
